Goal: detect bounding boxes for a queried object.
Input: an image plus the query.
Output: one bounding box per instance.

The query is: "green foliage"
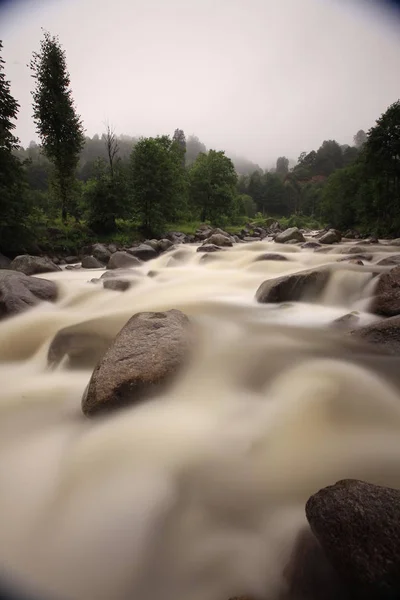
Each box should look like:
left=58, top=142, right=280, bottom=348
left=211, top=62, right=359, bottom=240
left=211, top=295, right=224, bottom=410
left=84, top=159, right=126, bottom=234
left=276, top=156, right=289, bottom=177
left=0, top=40, right=32, bottom=253
left=30, top=31, right=85, bottom=221
left=130, top=135, right=187, bottom=235
left=235, top=194, right=257, bottom=218
left=189, top=150, right=238, bottom=223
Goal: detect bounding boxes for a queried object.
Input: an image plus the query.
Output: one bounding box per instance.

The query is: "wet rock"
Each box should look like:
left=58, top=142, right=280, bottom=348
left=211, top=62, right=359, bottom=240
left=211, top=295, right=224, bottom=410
left=48, top=324, right=113, bottom=368
left=165, top=231, right=186, bottom=244
left=65, top=264, right=81, bottom=270
left=346, top=246, right=373, bottom=260
left=0, top=253, right=11, bottom=269
left=194, top=226, right=213, bottom=241
left=107, top=251, right=141, bottom=270
left=0, top=269, right=58, bottom=320
left=254, top=253, right=289, bottom=262
left=157, top=238, right=174, bottom=252
left=103, top=279, right=132, bottom=292
left=82, top=309, right=190, bottom=416
left=344, top=229, right=361, bottom=239
left=301, top=241, right=322, bottom=250
left=371, top=265, right=400, bottom=317
left=306, top=479, right=400, bottom=600
left=65, top=256, right=79, bottom=264
left=197, top=244, right=221, bottom=253
left=243, top=236, right=261, bottom=242
left=10, top=255, right=61, bottom=276
left=256, top=268, right=331, bottom=304
left=127, top=243, right=158, bottom=261
left=350, top=315, right=400, bottom=355
left=282, top=527, right=350, bottom=600
left=376, top=255, right=400, bottom=267
left=108, top=243, right=118, bottom=253
left=331, top=311, right=360, bottom=330
left=285, top=239, right=301, bottom=244
left=100, top=269, right=136, bottom=280
left=319, top=229, right=342, bottom=244
left=203, top=233, right=233, bottom=247
left=81, top=255, right=104, bottom=269
left=274, top=227, right=305, bottom=244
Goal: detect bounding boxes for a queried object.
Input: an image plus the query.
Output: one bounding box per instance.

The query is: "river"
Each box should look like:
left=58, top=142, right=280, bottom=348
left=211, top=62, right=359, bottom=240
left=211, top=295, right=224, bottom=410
left=1, top=239, right=400, bottom=600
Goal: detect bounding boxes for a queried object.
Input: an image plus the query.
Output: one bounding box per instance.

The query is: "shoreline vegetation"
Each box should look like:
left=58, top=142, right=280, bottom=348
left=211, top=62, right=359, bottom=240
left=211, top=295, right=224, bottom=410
left=2, top=33, right=400, bottom=259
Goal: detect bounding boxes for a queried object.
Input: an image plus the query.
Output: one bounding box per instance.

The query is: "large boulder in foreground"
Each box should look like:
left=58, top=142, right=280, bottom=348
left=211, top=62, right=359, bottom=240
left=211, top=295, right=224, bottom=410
left=306, top=479, right=400, bottom=599
left=255, top=268, right=331, bottom=304
left=10, top=254, right=61, bottom=276
left=371, top=265, right=400, bottom=317
left=82, top=309, right=190, bottom=416
left=107, top=251, right=141, bottom=270
left=350, top=315, right=400, bottom=355
left=0, top=269, right=58, bottom=320
left=274, top=227, right=305, bottom=244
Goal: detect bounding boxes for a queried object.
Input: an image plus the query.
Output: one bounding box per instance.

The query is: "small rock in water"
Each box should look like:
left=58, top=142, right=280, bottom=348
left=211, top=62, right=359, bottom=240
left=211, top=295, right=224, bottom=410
left=203, top=233, right=233, bottom=247
left=103, top=279, right=132, bottom=292
left=197, top=244, right=222, bottom=253
left=127, top=244, right=158, bottom=261
left=376, top=255, right=400, bottom=267
left=371, top=265, right=400, bottom=317
left=48, top=323, right=113, bottom=369
left=306, top=479, right=400, bottom=599
left=319, top=229, right=342, bottom=244
left=82, top=309, right=191, bottom=416
left=331, top=311, right=360, bottom=330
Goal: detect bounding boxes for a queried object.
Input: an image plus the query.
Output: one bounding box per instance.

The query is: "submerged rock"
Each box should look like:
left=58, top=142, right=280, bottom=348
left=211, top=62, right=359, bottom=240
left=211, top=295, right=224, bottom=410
left=255, top=268, right=331, bottom=304
left=82, top=309, right=191, bottom=416
left=107, top=251, right=141, bottom=270
left=0, top=269, right=58, bottom=320
left=274, top=227, right=305, bottom=244
left=103, top=279, right=132, bottom=291
left=48, top=323, right=113, bottom=369
left=306, top=479, right=400, bottom=599
left=10, top=254, right=61, bottom=276
left=254, top=253, right=289, bottom=262
left=376, top=255, right=400, bottom=267
left=331, top=311, right=360, bottom=330
left=197, top=244, right=222, bottom=253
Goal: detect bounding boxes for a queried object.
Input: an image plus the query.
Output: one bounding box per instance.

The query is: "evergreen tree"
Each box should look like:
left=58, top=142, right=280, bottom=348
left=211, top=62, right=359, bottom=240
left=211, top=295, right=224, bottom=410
left=0, top=40, right=30, bottom=253
left=172, top=128, right=186, bottom=166
left=30, top=31, right=85, bottom=221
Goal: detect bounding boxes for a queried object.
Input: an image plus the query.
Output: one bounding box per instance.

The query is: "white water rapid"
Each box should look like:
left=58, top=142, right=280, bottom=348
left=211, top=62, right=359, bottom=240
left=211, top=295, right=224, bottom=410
left=1, top=240, right=400, bottom=600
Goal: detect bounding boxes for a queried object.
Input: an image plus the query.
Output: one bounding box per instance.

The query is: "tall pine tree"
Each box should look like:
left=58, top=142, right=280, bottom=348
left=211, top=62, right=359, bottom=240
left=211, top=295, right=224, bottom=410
left=30, top=31, right=85, bottom=221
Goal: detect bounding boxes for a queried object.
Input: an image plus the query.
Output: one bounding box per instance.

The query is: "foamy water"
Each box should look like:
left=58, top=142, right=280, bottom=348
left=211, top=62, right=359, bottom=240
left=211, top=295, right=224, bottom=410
left=1, top=240, right=400, bottom=600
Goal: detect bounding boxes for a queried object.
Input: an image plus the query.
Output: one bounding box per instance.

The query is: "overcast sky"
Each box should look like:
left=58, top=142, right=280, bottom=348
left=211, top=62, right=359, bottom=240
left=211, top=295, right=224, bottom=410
left=1, top=0, right=400, bottom=166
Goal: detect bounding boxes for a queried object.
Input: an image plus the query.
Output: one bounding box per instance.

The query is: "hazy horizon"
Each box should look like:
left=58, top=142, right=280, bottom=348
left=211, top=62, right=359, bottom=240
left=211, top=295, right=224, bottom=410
left=1, top=0, right=400, bottom=166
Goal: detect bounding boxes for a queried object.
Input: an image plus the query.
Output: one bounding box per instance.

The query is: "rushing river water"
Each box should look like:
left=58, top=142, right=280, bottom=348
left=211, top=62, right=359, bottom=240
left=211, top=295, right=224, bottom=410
left=1, top=239, right=400, bottom=600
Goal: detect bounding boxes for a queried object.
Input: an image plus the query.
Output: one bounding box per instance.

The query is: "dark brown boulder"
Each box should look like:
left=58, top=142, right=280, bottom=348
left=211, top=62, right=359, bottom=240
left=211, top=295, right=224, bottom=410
left=306, top=479, right=400, bottom=599
left=371, top=265, right=400, bottom=317
left=82, top=309, right=190, bottom=416
left=0, top=269, right=58, bottom=320
left=10, top=255, right=61, bottom=276
left=350, top=315, right=400, bottom=355
left=255, top=268, right=331, bottom=304
left=48, top=322, right=113, bottom=369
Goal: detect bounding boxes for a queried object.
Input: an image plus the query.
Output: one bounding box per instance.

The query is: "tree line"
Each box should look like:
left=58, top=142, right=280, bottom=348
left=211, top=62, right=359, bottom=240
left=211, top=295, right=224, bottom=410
left=1, top=30, right=400, bottom=256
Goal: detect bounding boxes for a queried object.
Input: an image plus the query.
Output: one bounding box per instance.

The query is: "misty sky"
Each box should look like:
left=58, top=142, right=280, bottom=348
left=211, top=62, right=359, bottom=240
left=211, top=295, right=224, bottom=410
left=1, top=0, right=400, bottom=166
